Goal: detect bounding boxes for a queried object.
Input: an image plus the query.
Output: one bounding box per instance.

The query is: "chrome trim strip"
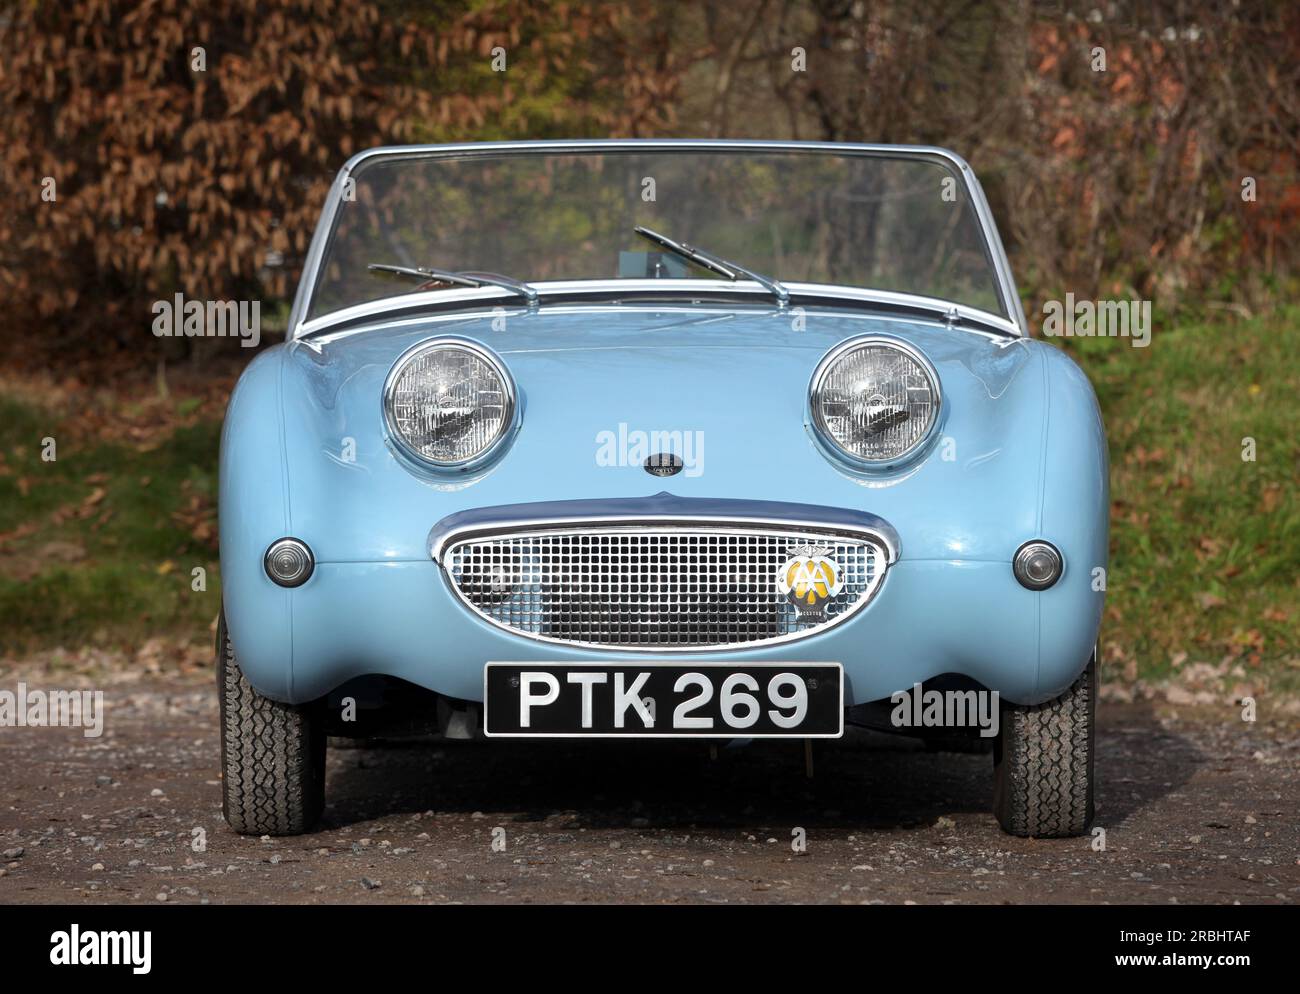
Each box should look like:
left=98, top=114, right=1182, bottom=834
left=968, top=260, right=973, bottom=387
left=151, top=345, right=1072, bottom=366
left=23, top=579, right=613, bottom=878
left=439, top=521, right=891, bottom=654
left=288, top=139, right=1026, bottom=339
left=302, top=300, right=1019, bottom=350
left=431, top=512, right=899, bottom=565
left=295, top=279, right=1021, bottom=342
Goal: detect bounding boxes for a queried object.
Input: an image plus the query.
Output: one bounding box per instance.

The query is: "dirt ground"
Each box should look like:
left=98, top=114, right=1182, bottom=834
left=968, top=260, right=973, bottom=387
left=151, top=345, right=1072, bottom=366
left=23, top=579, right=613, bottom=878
left=0, top=669, right=1296, bottom=905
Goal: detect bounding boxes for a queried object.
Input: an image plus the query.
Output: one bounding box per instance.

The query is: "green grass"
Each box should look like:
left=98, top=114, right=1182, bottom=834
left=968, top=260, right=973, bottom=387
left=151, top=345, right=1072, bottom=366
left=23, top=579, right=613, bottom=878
left=0, top=391, right=221, bottom=654
left=0, top=308, right=1296, bottom=691
left=1063, top=305, right=1300, bottom=686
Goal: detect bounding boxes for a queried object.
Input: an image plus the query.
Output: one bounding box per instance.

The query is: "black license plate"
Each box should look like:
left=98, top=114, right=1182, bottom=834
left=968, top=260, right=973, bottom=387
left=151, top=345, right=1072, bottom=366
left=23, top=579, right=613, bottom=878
left=483, top=662, right=843, bottom=738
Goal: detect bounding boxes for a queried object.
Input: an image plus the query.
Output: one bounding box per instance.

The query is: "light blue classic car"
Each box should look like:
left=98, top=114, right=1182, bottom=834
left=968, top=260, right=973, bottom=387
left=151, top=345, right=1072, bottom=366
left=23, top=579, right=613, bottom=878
left=218, top=140, right=1106, bottom=838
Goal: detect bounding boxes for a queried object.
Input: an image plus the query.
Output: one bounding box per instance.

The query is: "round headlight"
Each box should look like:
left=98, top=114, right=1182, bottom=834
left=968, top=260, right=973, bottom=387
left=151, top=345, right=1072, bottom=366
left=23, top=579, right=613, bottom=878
left=384, top=338, right=515, bottom=467
left=810, top=337, right=941, bottom=465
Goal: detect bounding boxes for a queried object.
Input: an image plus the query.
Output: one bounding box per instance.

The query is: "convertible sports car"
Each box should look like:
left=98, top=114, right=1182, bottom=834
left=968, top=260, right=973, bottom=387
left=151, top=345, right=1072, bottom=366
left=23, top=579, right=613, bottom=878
left=218, top=140, right=1107, bottom=839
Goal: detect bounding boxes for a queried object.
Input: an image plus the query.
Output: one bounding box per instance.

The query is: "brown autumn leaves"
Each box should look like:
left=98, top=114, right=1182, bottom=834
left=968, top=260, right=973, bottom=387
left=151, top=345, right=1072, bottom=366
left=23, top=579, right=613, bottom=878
left=0, top=0, right=1296, bottom=373
left=0, top=0, right=670, bottom=364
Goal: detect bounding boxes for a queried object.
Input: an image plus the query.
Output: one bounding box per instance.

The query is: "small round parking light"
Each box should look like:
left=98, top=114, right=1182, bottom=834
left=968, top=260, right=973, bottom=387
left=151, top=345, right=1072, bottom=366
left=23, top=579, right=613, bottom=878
left=264, top=538, right=314, bottom=588
left=1013, top=540, right=1062, bottom=591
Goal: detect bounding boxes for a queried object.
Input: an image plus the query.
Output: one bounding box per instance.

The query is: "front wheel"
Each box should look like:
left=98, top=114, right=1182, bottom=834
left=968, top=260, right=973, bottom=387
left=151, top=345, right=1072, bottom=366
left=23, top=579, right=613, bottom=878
left=993, top=654, right=1096, bottom=837
left=218, top=613, right=325, bottom=835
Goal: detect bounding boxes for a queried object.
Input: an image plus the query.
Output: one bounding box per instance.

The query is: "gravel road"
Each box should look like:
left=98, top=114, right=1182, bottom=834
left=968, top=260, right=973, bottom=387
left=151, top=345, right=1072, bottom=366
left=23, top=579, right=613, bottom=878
left=1, top=671, right=1296, bottom=904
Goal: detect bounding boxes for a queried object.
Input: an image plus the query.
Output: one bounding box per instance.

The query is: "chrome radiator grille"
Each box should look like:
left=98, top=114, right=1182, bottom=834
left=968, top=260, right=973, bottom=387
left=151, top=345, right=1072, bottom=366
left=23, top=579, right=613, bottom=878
left=442, top=525, right=888, bottom=650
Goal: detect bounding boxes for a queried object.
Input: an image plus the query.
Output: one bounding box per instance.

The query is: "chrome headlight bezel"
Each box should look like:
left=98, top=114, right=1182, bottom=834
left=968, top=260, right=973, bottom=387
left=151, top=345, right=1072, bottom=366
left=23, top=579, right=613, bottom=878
left=382, top=336, right=517, bottom=471
left=808, top=335, right=943, bottom=469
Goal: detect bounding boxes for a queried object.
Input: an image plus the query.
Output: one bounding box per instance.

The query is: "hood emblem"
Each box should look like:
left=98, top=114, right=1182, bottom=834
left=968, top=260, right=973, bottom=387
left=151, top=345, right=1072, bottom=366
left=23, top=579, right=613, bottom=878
left=776, top=544, right=843, bottom=621
left=644, top=452, right=683, bottom=477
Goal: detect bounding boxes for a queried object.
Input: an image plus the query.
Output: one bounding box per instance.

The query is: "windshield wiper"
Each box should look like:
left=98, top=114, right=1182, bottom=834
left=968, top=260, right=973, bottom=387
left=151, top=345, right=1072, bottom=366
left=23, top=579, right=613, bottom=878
left=367, top=263, right=539, bottom=304
left=633, top=226, right=789, bottom=306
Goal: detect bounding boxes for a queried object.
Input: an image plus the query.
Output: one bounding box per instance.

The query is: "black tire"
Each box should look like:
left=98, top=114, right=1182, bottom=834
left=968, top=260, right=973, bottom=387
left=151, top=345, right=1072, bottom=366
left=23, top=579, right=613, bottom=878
left=218, top=613, right=325, bottom=835
left=993, top=654, right=1096, bottom=837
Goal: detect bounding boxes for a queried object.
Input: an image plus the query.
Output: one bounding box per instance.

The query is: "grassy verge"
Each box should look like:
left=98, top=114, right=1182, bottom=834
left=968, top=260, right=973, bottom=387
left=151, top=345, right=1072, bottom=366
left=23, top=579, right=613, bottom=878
left=0, top=382, right=222, bottom=656
left=1062, top=304, right=1299, bottom=693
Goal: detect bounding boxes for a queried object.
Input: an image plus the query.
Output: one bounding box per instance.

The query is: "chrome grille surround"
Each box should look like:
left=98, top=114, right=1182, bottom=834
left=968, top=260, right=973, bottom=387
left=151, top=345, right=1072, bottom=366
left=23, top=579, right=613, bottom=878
left=439, top=520, right=890, bottom=651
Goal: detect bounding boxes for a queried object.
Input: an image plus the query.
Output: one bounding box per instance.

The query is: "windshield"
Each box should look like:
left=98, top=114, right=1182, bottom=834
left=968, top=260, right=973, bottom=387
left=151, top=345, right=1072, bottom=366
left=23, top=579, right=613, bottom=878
left=306, top=147, right=1007, bottom=323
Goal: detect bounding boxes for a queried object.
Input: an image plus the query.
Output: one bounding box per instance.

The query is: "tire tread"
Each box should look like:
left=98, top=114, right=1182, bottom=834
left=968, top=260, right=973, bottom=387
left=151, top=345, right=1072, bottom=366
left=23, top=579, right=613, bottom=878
left=993, top=657, right=1095, bottom=837
left=218, top=615, right=324, bottom=835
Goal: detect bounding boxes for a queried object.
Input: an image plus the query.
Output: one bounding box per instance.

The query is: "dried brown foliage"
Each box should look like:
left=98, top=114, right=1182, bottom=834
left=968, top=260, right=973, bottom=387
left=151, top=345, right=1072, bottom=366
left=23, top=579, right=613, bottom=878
left=1013, top=3, right=1300, bottom=309
left=0, top=0, right=667, bottom=363
left=657, top=0, right=1300, bottom=319
left=2, top=0, right=1295, bottom=371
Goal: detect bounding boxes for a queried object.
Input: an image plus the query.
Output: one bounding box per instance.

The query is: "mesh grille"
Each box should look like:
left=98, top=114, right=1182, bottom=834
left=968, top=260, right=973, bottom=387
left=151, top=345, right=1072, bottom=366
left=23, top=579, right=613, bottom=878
left=444, top=526, right=886, bottom=649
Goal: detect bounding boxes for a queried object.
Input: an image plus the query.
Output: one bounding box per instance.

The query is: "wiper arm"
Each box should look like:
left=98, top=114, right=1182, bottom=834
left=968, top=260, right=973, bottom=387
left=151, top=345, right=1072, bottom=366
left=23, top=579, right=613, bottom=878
left=456, top=270, right=540, bottom=305
left=633, top=226, right=735, bottom=280
left=368, top=264, right=480, bottom=288
left=633, top=226, right=789, bottom=306
left=367, top=263, right=538, bottom=304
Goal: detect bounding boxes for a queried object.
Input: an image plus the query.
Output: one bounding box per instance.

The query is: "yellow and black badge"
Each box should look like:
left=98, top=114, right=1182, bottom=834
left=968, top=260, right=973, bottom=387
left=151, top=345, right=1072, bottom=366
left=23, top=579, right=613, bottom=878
left=776, top=544, right=844, bottom=621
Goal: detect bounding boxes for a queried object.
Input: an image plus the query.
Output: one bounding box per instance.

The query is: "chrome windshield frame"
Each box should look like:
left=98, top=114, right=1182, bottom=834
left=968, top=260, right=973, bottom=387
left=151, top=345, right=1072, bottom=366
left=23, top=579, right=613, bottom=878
left=288, top=139, right=1027, bottom=340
